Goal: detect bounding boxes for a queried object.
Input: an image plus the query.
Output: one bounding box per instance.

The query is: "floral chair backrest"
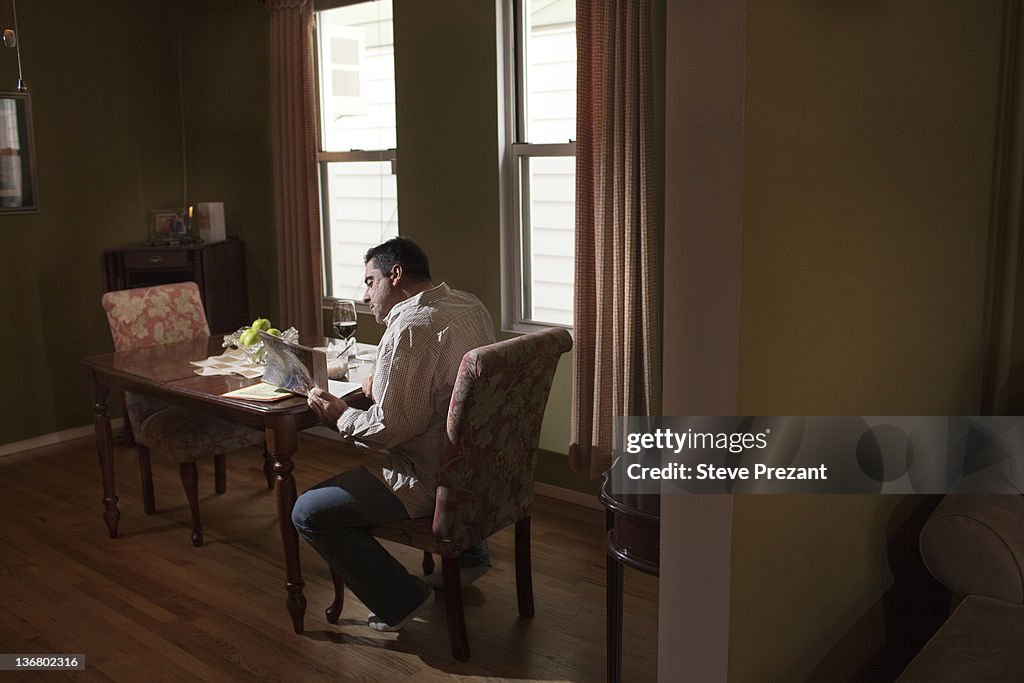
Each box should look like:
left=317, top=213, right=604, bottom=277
left=432, top=327, right=573, bottom=550
left=101, top=282, right=210, bottom=352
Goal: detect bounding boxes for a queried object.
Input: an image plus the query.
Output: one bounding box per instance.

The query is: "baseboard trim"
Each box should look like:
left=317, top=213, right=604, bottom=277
left=0, top=419, right=123, bottom=458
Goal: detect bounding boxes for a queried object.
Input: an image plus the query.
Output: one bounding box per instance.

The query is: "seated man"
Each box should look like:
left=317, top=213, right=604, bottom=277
left=294, top=237, right=495, bottom=632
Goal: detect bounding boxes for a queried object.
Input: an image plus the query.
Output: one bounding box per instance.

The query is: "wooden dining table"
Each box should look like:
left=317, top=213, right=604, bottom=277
left=81, top=335, right=341, bottom=635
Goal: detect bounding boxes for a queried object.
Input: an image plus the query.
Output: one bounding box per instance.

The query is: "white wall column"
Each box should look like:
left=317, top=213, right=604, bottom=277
left=659, top=0, right=746, bottom=680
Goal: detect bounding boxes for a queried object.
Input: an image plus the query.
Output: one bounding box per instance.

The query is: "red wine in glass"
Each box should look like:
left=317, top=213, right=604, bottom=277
left=333, top=320, right=358, bottom=339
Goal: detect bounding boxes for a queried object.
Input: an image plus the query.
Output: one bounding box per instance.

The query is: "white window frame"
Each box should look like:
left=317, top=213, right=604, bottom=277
left=314, top=1, right=398, bottom=316
left=499, top=0, right=577, bottom=333
left=316, top=150, right=397, bottom=316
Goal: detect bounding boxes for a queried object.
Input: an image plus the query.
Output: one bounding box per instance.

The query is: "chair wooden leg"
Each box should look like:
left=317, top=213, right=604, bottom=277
left=515, top=516, right=535, bottom=617
left=136, top=445, right=156, bottom=515
left=422, top=551, right=435, bottom=576
left=262, top=449, right=275, bottom=490
left=214, top=454, right=227, bottom=494
left=326, top=568, right=345, bottom=624
left=179, top=461, right=203, bottom=547
left=441, top=556, right=470, bottom=661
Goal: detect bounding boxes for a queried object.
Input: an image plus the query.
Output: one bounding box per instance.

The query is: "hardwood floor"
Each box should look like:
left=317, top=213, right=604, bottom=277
left=0, top=433, right=657, bottom=682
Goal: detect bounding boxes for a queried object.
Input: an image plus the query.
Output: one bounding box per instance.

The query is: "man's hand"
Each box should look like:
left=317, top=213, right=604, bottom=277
left=361, top=373, right=374, bottom=401
left=307, top=387, right=348, bottom=426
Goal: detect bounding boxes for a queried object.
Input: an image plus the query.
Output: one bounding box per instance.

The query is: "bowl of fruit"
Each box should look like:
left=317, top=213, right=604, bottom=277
left=223, top=317, right=299, bottom=364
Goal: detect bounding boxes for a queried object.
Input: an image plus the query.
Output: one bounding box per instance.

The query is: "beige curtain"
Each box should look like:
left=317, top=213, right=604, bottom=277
left=266, top=0, right=323, bottom=339
left=570, top=0, right=661, bottom=477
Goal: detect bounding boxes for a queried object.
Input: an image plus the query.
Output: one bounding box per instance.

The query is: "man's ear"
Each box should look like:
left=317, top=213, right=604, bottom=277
left=389, top=263, right=404, bottom=285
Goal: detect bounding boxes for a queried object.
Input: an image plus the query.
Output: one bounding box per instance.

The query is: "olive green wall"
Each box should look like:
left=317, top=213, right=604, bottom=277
left=181, top=0, right=277, bottom=323
left=0, top=0, right=274, bottom=445
left=393, top=0, right=502, bottom=319
left=728, top=1, right=1003, bottom=680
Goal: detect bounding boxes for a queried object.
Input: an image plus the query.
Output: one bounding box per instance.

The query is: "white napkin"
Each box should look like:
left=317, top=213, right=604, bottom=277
left=190, top=348, right=265, bottom=379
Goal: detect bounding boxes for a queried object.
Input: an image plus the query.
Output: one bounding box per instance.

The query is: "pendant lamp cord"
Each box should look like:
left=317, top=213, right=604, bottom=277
left=11, top=0, right=25, bottom=90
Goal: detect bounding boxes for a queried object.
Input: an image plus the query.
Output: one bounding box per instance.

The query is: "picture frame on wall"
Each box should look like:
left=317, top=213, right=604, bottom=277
left=0, top=92, right=38, bottom=214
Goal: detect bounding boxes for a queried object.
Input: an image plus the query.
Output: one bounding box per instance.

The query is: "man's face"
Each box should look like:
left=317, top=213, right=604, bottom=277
left=363, top=259, right=401, bottom=324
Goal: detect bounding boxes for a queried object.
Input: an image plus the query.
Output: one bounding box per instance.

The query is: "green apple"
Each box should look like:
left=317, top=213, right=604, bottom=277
left=252, top=317, right=272, bottom=331
left=267, top=328, right=281, bottom=336
left=239, top=328, right=260, bottom=348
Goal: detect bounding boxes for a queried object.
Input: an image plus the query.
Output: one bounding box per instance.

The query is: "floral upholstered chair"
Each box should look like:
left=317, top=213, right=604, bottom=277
left=325, top=327, right=573, bottom=661
left=101, top=282, right=271, bottom=546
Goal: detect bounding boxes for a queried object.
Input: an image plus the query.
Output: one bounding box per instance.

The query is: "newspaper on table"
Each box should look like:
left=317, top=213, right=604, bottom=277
left=258, top=330, right=328, bottom=397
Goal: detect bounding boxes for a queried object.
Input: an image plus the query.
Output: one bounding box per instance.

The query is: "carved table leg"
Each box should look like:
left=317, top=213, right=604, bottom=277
left=266, top=421, right=306, bottom=634
left=90, top=372, right=120, bottom=538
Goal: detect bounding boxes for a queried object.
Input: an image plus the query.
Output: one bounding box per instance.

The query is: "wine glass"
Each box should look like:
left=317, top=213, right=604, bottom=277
left=331, top=299, right=359, bottom=364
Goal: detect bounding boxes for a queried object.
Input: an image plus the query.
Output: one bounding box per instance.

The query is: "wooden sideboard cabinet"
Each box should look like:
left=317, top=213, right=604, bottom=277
left=103, top=237, right=250, bottom=334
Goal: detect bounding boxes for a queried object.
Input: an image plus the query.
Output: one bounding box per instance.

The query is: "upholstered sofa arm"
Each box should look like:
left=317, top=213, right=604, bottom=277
left=919, top=494, right=1024, bottom=604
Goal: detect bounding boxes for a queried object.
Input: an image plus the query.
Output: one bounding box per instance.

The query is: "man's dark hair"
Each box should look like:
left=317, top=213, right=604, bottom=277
left=364, top=237, right=432, bottom=282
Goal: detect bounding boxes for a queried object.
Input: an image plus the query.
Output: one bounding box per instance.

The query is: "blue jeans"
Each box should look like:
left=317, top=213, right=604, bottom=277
left=291, top=466, right=489, bottom=625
